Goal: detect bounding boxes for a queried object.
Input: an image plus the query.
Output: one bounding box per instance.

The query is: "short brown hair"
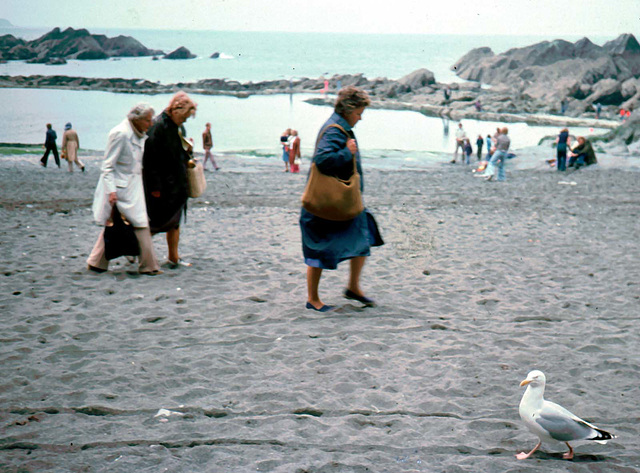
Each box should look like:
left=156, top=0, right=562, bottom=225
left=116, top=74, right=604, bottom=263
left=334, top=86, right=371, bottom=117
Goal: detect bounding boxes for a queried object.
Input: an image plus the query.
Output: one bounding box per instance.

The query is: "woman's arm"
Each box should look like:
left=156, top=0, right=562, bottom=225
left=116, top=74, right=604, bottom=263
left=314, top=126, right=353, bottom=175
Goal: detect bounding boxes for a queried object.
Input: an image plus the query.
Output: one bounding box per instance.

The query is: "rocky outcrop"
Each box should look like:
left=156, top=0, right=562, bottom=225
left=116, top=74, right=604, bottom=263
left=165, top=46, right=196, bottom=60
left=0, top=27, right=163, bottom=62
left=451, top=34, right=640, bottom=115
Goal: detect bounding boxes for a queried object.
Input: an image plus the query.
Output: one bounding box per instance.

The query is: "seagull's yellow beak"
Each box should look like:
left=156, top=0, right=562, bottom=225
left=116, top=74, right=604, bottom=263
left=520, top=379, right=531, bottom=387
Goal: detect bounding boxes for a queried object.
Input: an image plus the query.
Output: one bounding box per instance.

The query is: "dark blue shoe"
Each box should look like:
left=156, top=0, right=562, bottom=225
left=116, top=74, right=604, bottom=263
left=344, top=289, right=377, bottom=307
left=306, top=302, right=334, bottom=312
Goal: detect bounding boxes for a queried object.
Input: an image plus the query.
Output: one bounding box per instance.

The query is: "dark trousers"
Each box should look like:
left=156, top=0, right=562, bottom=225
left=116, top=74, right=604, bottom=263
left=568, top=153, right=586, bottom=168
left=41, top=145, right=60, bottom=168
left=557, top=147, right=567, bottom=171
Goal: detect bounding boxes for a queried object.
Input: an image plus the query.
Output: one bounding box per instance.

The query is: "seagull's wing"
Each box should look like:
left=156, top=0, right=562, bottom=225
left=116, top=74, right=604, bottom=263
left=535, top=401, right=601, bottom=442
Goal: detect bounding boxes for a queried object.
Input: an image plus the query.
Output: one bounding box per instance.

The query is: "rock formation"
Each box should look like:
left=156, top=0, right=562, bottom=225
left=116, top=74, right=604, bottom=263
left=165, top=47, right=196, bottom=60
left=0, top=27, right=163, bottom=62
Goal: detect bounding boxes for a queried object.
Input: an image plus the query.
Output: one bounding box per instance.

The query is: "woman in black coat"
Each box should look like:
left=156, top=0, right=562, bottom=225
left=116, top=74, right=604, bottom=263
left=143, top=91, right=197, bottom=267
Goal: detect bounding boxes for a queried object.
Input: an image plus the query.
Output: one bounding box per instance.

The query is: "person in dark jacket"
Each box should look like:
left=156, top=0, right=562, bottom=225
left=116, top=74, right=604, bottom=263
left=40, top=123, right=60, bottom=168
left=142, top=91, right=197, bottom=268
left=555, top=128, right=570, bottom=171
left=300, top=86, right=383, bottom=312
left=568, top=137, right=597, bottom=169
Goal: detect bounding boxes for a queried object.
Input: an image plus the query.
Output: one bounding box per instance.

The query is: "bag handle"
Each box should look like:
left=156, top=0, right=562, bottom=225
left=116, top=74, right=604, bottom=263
left=313, top=123, right=357, bottom=174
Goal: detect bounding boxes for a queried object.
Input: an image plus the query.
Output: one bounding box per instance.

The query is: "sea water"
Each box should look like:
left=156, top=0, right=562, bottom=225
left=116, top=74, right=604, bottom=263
left=0, top=28, right=613, bottom=164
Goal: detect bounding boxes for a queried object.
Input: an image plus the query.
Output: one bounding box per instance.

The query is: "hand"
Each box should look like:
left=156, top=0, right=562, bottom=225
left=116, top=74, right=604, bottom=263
left=151, top=191, right=161, bottom=198
left=346, top=139, right=358, bottom=155
left=108, top=192, right=117, bottom=205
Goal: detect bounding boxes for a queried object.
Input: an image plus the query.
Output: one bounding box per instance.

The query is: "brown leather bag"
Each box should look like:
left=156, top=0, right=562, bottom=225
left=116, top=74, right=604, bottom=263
left=301, top=124, right=364, bottom=221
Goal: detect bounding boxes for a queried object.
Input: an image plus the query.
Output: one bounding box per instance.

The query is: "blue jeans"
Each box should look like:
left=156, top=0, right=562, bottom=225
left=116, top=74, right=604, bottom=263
left=568, top=153, right=586, bottom=168
left=485, top=150, right=507, bottom=181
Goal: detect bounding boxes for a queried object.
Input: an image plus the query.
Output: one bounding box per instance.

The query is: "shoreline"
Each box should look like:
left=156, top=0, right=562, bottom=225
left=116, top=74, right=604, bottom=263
left=0, top=74, right=620, bottom=129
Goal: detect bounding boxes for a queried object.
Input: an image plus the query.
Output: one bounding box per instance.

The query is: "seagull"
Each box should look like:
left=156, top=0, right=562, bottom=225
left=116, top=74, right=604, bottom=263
left=517, top=370, right=615, bottom=460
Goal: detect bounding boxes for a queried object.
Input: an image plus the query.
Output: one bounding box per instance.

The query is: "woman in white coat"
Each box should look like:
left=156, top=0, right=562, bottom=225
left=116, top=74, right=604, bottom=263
left=87, top=103, right=162, bottom=275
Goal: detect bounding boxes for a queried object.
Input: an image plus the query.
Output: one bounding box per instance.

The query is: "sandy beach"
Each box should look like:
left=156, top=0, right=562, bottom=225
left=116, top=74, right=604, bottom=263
left=1, top=149, right=639, bottom=472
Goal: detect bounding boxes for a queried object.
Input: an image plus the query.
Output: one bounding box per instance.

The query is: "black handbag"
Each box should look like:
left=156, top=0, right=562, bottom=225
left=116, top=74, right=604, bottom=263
left=104, top=206, right=140, bottom=260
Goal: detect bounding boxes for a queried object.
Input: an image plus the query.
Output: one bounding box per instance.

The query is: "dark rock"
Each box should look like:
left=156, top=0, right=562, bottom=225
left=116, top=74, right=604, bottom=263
left=164, top=46, right=196, bottom=60
left=398, top=68, right=436, bottom=91
left=210, top=52, right=220, bottom=59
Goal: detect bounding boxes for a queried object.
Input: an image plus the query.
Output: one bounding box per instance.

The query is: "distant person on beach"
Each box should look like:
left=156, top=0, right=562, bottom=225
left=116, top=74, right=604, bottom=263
left=443, top=87, right=451, bottom=103
left=143, top=91, right=197, bottom=268
left=485, top=134, right=492, bottom=159
left=555, top=128, right=570, bottom=171
left=61, top=122, right=85, bottom=173
left=451, top=122, right=466, bottom=163
left=289, top=130, right=301, bottom=173
left=561, top=99, right=567, bottom=115
left=281, top=128, right=291, bottom=172
left=463, top=138, right=473, bottom=164
left=594, top=102, right=602, bottom=119
left=87, top=103, right=162, bottom=275
left=476, top=134, right=484, bottom=160
left=300, top=86, right=383, bottom=312
left=568, top=136, right=597, bottom=169
left=202, top=122, right=219, bottom=171
left=40, top=123, right=60, bottom=168
left=484, top=127, right=510, bottom=182
left=475, top=99, right=482, bottom=112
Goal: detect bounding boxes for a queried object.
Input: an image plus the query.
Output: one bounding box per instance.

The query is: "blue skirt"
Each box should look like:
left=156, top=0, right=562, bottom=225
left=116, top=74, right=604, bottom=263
left=300, top=208, right=383, bottom=270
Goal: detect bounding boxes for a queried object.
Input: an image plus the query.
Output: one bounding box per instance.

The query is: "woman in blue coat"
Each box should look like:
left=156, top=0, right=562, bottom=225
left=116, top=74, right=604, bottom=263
left=300, top=86, right=383, bottom=312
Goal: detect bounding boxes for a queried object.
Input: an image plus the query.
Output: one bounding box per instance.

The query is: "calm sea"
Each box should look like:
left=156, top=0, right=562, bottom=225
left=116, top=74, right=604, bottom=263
left=0, top=28, right=613, bottom=164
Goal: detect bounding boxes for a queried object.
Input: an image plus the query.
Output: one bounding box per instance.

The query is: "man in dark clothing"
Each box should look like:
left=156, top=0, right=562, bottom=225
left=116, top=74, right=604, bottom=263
left=40, top=123, right=60, bottom=168
left=568, top=137, right=597, bottom=169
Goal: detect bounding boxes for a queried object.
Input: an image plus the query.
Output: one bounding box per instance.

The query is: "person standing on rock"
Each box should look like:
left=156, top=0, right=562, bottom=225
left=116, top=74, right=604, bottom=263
left=451, top=122, right=466, bottom=163
left=555, top=128, right=570, bottom=172
left=202, top=122, right=219, bottom=171
left=62, top=122, right=85, bottom=173
left=40, top=123, right=60, bottom=168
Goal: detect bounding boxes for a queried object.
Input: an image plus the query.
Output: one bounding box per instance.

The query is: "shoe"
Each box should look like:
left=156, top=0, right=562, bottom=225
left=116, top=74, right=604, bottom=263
left=40, top=162, right=46, bottom=167
left=167, top=258, right=192, bottom=268
left=81, top=166, right=85, bottom=173
left=87, top=264, right=107, bottom=273
left=305, top=302, right=334, bottom=312
left=140, top=269, right=164, bottom=276
left=450, top=159, right=456, bottom=164
left=485, top=174, right=493, bottom=181
left=344, top=289, right=377, bottom=307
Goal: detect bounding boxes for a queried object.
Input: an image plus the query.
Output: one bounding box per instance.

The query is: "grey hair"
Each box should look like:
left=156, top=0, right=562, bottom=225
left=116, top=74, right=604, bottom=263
left=127, top=103, right=154, bottom=121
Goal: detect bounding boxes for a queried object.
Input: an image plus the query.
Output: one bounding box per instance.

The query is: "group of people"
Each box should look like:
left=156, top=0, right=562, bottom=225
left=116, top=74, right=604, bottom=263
left=554, top=128, right=597, bottom=171
left=83, top=86, right=382, bottom=313
left=280, top=128, right=302, bottom=173
left=87, top=91, right=198, bottom=275
left=452, top=123, right=513, bottom=181
left=40, top=122, right=85, bottom=172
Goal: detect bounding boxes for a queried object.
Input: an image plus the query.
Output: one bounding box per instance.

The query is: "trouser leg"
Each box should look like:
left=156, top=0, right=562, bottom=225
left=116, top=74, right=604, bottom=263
left=134, top=227, right=160, bottom=273
left=41, top=148, right=50, bottom=166
left=52, top=146, right=60, bottom=167
left=87, top=228, right=109, bottom=270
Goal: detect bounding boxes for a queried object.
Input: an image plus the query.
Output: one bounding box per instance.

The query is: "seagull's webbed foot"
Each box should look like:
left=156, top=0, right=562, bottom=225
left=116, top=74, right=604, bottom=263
left=562, top=443, right=574, bottom=460
left=516, top=441, right=541, bottom=460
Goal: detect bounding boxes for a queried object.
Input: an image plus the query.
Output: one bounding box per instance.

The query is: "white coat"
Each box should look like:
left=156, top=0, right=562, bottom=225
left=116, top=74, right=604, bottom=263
left=92, top=119, right=149, bottom=227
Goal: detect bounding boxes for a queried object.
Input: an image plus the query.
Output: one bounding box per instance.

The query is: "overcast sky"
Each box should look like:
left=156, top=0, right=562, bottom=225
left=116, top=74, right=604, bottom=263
left=1, top=0, right=638, bottom=37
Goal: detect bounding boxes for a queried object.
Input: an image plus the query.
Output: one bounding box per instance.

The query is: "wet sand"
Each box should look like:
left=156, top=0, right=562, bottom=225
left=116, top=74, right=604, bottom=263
left=1, top=151, right=639, bottom=472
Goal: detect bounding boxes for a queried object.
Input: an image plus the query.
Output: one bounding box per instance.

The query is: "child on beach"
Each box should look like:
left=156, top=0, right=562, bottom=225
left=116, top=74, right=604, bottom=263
left=463, top=138, right=473, bottom=164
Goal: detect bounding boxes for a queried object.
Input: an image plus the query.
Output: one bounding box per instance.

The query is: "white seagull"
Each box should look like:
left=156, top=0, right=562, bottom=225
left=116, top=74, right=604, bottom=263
left=517, top=370, right=615, bottom=460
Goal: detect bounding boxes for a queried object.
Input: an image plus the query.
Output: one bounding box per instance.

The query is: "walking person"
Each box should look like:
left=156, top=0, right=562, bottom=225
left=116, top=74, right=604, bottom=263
left=61, top=123, right=85, bottom=172
left=87, top=103, right=162, bottom=275
left=476, top=134, right=484, bottom=161
left=143, top=91, right=197, bottom=268
left=300, top=86, right=384, bottom=312
left=202, top=122, right=219, bottom=171
left=40, top=123, right=60, bottom=168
